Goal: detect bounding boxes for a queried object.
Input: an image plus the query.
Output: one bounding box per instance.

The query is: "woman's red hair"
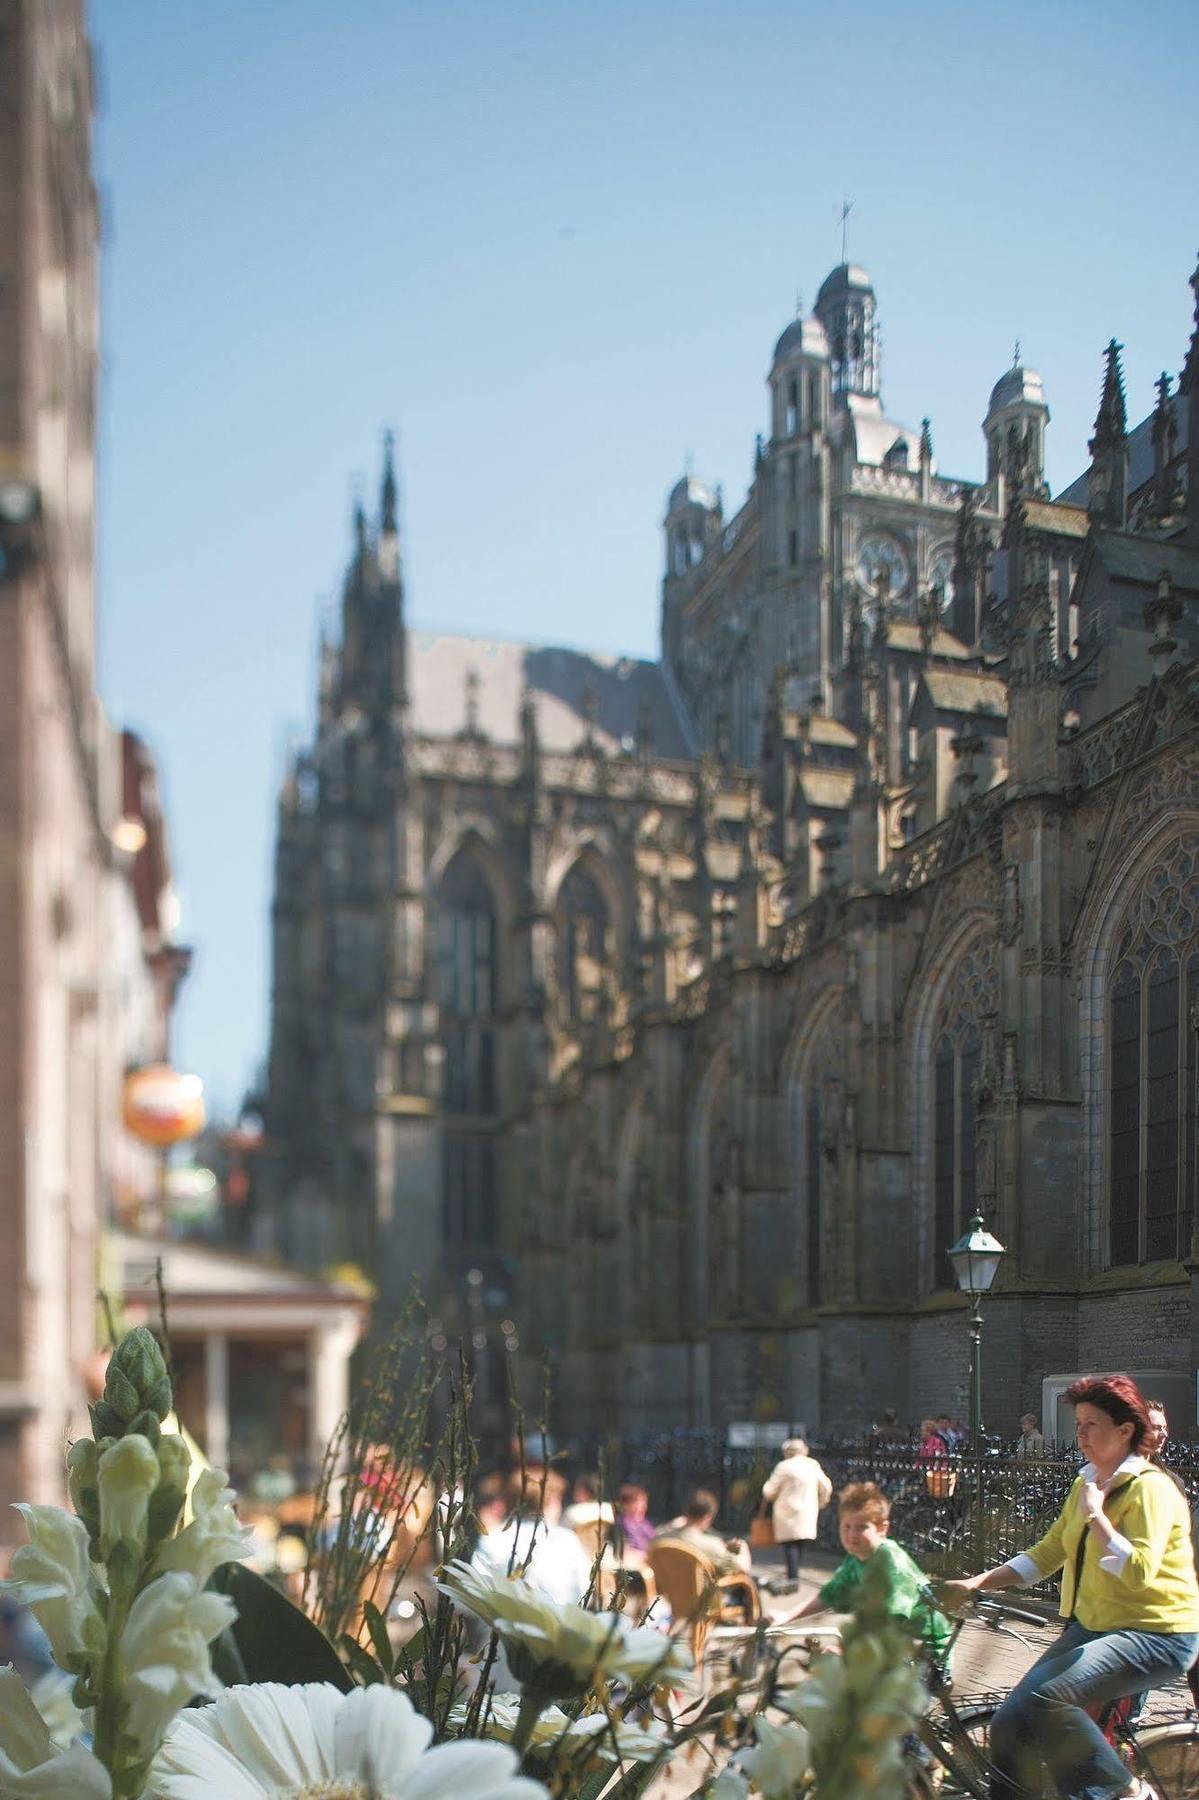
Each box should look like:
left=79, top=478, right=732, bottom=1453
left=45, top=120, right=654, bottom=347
left=1065, top=1373, right=1151, bottom=1451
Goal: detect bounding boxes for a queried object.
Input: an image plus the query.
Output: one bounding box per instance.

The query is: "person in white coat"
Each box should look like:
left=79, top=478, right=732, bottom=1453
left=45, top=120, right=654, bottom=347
left=761, top=1437, right=832, bottom=1581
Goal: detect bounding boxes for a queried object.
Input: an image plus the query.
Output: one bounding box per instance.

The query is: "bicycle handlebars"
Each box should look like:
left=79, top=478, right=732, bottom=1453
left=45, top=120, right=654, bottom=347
left=973, top=1597, right=1052, bottom=1630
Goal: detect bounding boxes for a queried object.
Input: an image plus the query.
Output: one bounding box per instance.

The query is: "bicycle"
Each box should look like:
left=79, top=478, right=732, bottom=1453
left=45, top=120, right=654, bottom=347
left=913, top=1591, right=1199, bottom=1800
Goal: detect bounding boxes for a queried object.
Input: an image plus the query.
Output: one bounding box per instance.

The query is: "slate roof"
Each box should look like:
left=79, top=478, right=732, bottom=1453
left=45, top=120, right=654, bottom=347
left=408, top=632, right=698, bottom=760
left=1088, top=531, right=1199, bottom=593
left=886, top=620, right=972, bottom=659
left=798, top=768, right=856, bottom=810
left=1056, top=392, right=1189, bottom=507
left=1018, top=499, right=1090, bottom=539
left=920, top=670, right=1009, bottom=718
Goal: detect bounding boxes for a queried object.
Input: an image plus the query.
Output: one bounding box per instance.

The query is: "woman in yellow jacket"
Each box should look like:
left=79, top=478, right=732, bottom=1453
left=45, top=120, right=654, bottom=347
left=941, top=1374, right=1199, bottom=1800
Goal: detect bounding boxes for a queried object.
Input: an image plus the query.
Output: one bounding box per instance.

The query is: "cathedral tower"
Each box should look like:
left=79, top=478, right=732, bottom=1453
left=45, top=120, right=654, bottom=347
left=814, top=263, right=880, bottom=400
left=983, top=359, right=1050, bottom=499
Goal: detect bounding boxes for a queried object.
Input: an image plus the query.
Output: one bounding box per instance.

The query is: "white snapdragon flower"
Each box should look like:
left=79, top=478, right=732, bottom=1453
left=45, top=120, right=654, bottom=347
left=437, top=1560, right=691, bottom=1694
left=709, top=1772, right=751, bottom=1799
left=0, top=1665, right=111, bottom=1798
left=118, top=1571, right=237, bottom=1754
left=97, top=1434, right=161, bottom=1557
left=147, top=1682, right=550, bottom=1798
left=152, top=1468, right=251, bottom=1586
left=28, top=1668, right=86, bottom=1753
left=4, top=1504, right=104, bottom=1666
left=738, top=1717, right=812, bottom=1798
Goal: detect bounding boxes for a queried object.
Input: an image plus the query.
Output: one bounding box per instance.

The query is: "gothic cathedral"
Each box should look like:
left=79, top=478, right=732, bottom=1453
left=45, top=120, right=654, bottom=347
left=262, top=257, right=1199, bottom=1436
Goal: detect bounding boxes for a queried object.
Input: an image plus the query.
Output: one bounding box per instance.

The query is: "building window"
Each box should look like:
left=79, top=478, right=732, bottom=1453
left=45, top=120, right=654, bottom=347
left=807, top=370, right=822, bottom=428
left=441, top=1132, right=497, bottom=1246
left=788, top=452, right=798, bottom=499
left=1108, top=942, right=1198, bottom=1267
left=785, top=379, right=798, bottom=437
left=928, top=939, right=997, bottom=1287
left=788, top=530, right=798, bottom=568
left=556, top=861, right=610, bottom=1023
left=436, top=852, right=497, bottom=1116
left=806, top=1088, right=822, bottom=1306
left=1103, top=833, right=1199, bottom=1267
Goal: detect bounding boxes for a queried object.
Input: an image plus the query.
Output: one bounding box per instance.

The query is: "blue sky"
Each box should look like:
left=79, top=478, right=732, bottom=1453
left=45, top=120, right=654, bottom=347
left=91, top=0, right=1199, bottom=1115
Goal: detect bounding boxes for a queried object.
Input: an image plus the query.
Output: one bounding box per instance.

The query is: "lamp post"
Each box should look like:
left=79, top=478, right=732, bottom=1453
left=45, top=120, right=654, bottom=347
left=947, top=1212, right=1006, bottom=1440
left=948, top=1212, right=1006, bottom=1569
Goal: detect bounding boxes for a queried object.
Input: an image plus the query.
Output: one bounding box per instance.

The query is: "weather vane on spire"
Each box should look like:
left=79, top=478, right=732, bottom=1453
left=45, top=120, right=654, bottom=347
left=840, top=199, right=854, bottom=264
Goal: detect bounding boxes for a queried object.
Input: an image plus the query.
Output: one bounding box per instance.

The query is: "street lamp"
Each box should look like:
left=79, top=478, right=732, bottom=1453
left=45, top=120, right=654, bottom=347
left=947, top=1212, right=1006, bottom=1440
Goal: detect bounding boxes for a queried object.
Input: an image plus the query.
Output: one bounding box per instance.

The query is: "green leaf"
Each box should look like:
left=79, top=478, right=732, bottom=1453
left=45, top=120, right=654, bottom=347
left=339, top=1634, right=385, bottom=1687
left=361, top=1602, right=394, bottom=1679
left=207, top=1562, right=353, bottom=1691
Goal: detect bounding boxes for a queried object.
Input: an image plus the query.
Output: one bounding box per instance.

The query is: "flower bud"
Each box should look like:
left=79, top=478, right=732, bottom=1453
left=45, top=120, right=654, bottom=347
left=66, top=1439, right=101, bottom=1539
left=105, top=1328, right=173, bottom=1426
left=98, top=1433, right=160, bottom=1558
left=146, top=1434, right=191, bottom=1547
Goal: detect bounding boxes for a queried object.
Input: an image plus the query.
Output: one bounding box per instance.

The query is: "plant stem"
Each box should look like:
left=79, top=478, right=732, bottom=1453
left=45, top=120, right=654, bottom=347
left=92, top=1567, right=136, bottom=1798
left=510, top=1687, right=549, bottom=1760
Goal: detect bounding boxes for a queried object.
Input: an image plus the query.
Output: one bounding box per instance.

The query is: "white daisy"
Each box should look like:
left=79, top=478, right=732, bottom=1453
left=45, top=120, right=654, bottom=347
left=147, top=1682, right=550, bottom=1799
left=437, top=1560, right=690, bottom=1693
left=450, top=1694, right=667, bottom=1765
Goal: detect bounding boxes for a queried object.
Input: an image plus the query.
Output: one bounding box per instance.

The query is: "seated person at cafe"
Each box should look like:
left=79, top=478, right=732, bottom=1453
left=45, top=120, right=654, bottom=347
left=470, top=1467, right=593, bottom=1606
left=655, top=1488, right=752, bottom=1576
left=615, top=1482, right=656, bottom=1558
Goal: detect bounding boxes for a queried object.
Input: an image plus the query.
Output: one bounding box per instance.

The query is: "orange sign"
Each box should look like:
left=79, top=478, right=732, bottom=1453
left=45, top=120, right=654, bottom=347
left=123, top=1065, right=206, bottom=1147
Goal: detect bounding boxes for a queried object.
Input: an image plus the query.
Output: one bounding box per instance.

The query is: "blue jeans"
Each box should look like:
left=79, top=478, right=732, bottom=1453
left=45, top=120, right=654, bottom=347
left=990, top=1619, right=1199, bottom=1800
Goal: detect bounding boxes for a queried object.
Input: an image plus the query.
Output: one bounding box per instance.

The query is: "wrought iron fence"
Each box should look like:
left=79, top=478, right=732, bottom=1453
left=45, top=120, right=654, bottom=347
left=571, top=1430, right=1199, bottom=1589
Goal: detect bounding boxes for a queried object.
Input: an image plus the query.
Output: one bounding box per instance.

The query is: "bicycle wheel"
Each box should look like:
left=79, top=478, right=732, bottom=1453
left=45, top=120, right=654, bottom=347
left=932, top=1703, right=1055, bottom=1800
left=1130, top=1723, right=1199, bottom=1799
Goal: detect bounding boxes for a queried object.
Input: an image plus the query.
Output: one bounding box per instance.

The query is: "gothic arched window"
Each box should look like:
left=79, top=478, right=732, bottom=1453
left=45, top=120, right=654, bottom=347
left=435, top=851, right=498, bottom=1247
left=1106, top=834, right=1199, bottom=1266
left=556, top=861, right=610, bottom=1024
left=930, top=940, right=997, bottom=1286
left=789, top=1003, right=843, bottom=1308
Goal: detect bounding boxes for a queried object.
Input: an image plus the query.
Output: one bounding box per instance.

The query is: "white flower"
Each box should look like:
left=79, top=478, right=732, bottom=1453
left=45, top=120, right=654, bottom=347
left=152, top=1468, right=251, bottom=1586
left=710, top=1772, right=751, bottom=1799
left=452, top=1694, right=667, bottom=1766
left=118, top=1570, right=237, bottom=1755
left=0, top=1665, right=111, bottom=1797
left=147, top=1682, right=550, bottom=1798
left=27, top=1669, right=85, bottom=1753
left=3, top=1504, right=105, bottom=1665
left=739, top=1717, right=811, bottom=1798
left=98, top=1433, right=161, bottom=1555
left=437, top=1560, right=691, bottom=1692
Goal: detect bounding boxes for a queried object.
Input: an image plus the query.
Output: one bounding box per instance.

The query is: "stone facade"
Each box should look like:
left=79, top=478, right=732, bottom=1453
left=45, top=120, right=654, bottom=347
left=263, top=254, right=1199, bottom=1438
left=0, top=0, right=190, bottom=1526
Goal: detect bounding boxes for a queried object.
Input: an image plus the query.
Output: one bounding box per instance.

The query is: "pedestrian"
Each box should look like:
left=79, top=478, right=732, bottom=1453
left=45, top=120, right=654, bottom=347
left=760, top=1437, right=833, bottom=1582
left=871, top=1407, right=906, bottom=1447
left=1016, top=1412, right=1045, bottom=1458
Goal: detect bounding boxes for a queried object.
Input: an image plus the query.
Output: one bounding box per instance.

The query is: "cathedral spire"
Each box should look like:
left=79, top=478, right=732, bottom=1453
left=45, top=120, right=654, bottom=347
left=1182, top=254, right=1199, bottom=545
left=1087, top=339, right=1129, bottom=528
left=1151, top=372, right=1178, bottom=520
left=378, top=430, right=400, bottom=584
left=380, top=429, right=398, bottom=534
